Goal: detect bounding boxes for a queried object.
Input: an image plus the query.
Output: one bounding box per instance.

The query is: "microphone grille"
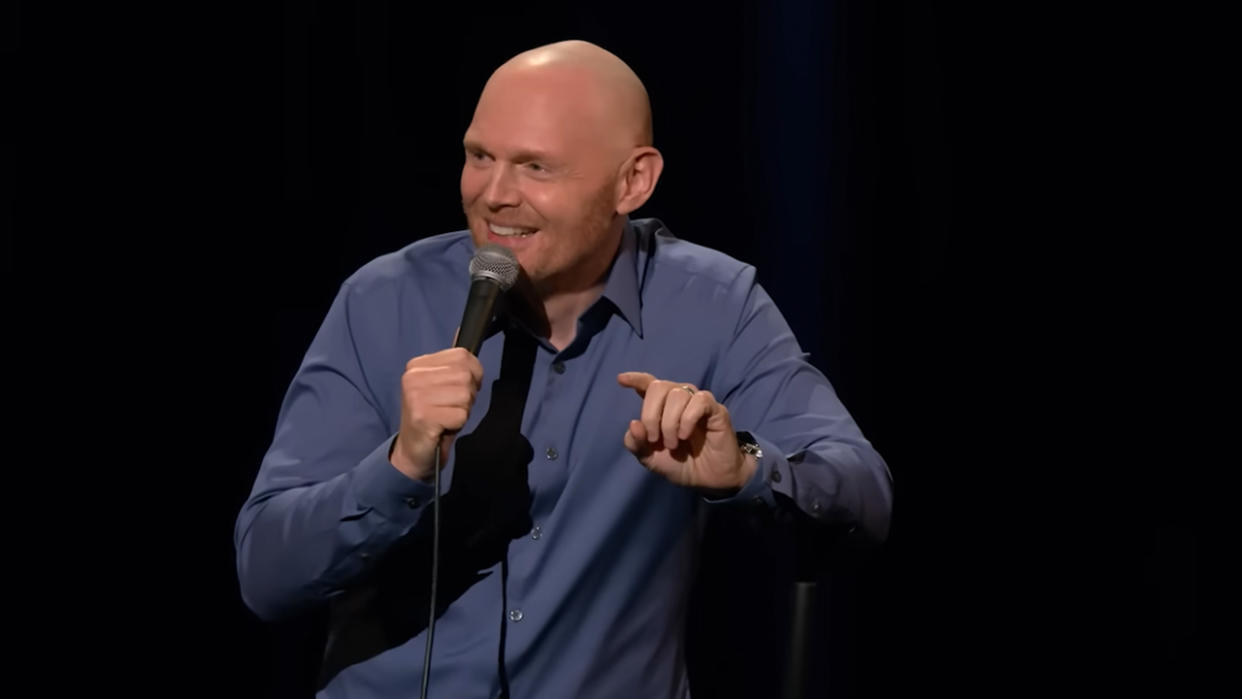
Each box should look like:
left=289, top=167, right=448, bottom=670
left=468, top=244, right=520, bottom=290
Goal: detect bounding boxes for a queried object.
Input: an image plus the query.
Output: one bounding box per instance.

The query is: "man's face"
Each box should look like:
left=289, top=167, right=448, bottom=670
left=461, top=70, right=624, bottom=297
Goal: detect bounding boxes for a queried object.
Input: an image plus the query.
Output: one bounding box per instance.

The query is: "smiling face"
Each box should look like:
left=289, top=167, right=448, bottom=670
left=460, top=47, right=655, bottom=300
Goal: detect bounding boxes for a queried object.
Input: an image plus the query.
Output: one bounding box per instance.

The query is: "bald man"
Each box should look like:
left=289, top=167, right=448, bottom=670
left=236, top=41, right=892, bottom=698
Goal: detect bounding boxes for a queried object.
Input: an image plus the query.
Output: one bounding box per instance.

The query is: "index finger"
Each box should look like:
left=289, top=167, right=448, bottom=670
left=617, top=371, right=656, bottom=396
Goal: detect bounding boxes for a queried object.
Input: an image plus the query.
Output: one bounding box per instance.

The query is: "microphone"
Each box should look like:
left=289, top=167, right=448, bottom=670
left=423, top=243, right=519, bottom=699
left=455, top=244, right=520, bottom=355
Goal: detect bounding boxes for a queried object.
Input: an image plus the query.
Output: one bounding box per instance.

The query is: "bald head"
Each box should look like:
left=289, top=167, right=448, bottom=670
left=482, top=40, right=653, bottom=150
left=460, top=41, right=665, bottom=303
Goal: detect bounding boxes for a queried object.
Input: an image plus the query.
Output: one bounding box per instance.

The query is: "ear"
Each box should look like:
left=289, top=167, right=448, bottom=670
left=614, top=147, right=664, bottom=215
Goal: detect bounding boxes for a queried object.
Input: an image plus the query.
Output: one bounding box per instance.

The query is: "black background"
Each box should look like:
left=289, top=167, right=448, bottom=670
left=7, top=1, right=1207, bottom=696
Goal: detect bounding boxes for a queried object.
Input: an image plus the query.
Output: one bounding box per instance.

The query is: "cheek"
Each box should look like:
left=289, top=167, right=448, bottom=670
left=460, top=168, right=483, bottom=202
left=526, top=184, right=594, bottom=225
left=522, top=187, right=556, bottom=218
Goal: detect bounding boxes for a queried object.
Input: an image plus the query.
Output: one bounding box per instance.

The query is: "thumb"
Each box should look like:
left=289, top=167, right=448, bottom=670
left=617, top=371, right=656, bottom=396
left=622, top=419, right=653, bottom=462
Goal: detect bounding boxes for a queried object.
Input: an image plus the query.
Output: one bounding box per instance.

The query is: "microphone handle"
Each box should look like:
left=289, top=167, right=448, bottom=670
left=455, top=278, right=504, bottom=355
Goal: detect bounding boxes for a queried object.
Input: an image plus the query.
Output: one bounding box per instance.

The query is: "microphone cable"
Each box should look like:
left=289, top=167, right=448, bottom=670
left=419, top=244, right=517, bottom=698
left=420, top=442, right=442, bottom=699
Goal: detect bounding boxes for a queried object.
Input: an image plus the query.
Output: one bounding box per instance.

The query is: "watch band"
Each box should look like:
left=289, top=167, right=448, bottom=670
left=736, top=431, right=763, bottom=460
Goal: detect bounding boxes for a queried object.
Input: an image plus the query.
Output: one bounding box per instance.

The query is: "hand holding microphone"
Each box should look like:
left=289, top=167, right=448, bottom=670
left=390, top=245, right=519, bottom=481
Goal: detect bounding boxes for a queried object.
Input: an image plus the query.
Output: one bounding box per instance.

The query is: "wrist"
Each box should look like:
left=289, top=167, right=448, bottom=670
left=735, top=430, right=762, bottom=484
left=389, top=435, right=434, bottom=482
left=699, top=431, right=762, bottom=499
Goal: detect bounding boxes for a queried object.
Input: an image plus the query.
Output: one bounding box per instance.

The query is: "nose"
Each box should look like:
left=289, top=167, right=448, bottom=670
left=482, top=163, right=520, bottom=210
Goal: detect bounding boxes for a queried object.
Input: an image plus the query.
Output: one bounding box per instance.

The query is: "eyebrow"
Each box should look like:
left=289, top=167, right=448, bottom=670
left=463, top=140, right=557, bottom=165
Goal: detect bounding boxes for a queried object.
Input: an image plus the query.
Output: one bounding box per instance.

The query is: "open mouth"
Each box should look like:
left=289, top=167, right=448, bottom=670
left=488, top=223, right=537, bottom=238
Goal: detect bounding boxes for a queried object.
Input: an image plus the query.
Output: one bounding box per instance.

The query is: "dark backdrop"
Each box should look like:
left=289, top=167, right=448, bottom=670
left=8, top=2, right=1202, bottom=697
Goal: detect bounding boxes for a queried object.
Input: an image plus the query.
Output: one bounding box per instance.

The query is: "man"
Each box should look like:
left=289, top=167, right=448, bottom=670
left=236, top=40, right=892, bottom=698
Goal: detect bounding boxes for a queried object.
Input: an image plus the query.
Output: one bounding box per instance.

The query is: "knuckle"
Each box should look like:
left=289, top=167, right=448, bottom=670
left=406, top=352, right=439, bottom=370
left=407, top=405, right=429, bottom=424
left=448, top=407, right=469, bottom=428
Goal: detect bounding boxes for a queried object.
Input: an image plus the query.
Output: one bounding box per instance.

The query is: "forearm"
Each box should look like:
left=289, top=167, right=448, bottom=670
left=724, top=430, right=892, bottom=542
left=708, top=270, right=893, bottom=542
left=735, top=432, right=894, bottom=536
left=235, top=436, right=433, bottom=621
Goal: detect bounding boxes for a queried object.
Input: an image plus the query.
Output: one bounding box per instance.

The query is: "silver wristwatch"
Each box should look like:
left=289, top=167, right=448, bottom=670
left=736, top=431, right=763, bottom=460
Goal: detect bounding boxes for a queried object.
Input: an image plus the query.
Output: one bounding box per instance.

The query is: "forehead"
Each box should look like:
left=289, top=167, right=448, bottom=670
left=464, top=69, right=615, bottom=159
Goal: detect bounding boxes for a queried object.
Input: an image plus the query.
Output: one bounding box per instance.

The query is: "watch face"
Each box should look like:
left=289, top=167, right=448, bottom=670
left=736, top=431, right=762, bottom=458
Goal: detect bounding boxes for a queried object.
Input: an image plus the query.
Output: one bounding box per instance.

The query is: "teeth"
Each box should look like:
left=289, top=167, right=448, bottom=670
left=490, top=224, right=536, bottom=237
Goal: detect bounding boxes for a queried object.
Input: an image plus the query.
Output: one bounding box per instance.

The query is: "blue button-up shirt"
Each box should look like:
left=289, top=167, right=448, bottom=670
left=235, top=218, right=892, bottom=698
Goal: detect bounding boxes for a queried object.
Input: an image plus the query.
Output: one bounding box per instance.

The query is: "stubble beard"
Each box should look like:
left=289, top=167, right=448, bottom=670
left=530, top=184, right=622, bottom=300
left=461, top=182, right=623, bottom=301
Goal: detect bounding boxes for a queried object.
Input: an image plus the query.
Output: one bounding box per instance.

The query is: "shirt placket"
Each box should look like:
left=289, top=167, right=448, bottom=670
left=500, top=343, right=568, bottom=651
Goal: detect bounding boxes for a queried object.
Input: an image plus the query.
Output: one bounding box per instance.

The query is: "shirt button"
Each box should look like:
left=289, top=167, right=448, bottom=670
left=545, top=447, right=558, bottom=460
left=751, top=496, right=764, bottom=507
left=811, top=500, right=822, bottom=513
left=530, top=524, right=542, bottom=540
left=508, top=609, right=524, bottom=622
left=770, top=470, right=782, bottom=484
left=404, top=496, right=420, bottom=509
left=552, top=361, right=566, bottom=374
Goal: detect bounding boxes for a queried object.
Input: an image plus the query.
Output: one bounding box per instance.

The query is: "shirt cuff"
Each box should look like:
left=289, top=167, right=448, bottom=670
left=350, top=434, right=437, bottom=522
left=701, top=432, right=784, bottom=508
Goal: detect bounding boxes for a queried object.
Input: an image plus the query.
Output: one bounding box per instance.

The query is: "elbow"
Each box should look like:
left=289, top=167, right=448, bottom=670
left=237, top=583, right=282, bottom=623
left=234, top=516, right=305, bottom=623
left=238, top=592, right=305, bottom=625
left=235, top=544, right=310, bottom=623
left=235, top=541, right=285, bottom=622
left=869, top=468, right=894, bottom=542
left=848, top=447, right=895, bottom=546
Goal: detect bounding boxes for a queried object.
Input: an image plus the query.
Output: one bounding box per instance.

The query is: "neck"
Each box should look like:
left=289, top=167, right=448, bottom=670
left=541, top=283, right=607, bottom=351
left=537, top=226, right=623, bottom=351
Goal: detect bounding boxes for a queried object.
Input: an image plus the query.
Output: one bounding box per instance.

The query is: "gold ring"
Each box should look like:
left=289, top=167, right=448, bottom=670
left=678, top=384, right=696, bottom=395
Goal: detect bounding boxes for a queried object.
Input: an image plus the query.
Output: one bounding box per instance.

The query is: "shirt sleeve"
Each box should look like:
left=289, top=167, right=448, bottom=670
left=233, top=281, right=433, bottom=621
left=705, top=266, right=893, bottom=544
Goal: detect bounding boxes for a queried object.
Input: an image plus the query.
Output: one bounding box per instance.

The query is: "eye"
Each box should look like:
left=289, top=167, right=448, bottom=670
left=525, top=162, right=546, bottom=173
left=465, top=148, right=491, bottom=163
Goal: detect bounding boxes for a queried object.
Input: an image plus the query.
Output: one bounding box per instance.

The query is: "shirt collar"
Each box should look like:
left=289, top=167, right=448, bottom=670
left=597, top=220, right=643, bottom=338
left=486, top=220, right=646, bottom=344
